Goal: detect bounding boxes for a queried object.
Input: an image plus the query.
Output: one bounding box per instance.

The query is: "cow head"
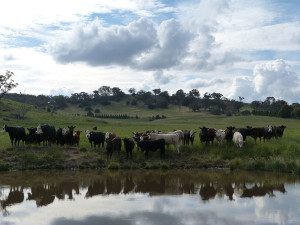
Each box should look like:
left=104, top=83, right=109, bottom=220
left=36, top=124, right=43, bottom=134
left=74, top=130, right=82, bottom=136
left=266, top=125, right=273, bottom=133
left=1, top=125, right=8, bottom=133
left=190, top=130, right=196, bottom=139
left=105, top=132, right=110, bottom=140
left=85, top=130, right=91, bottom=138
left=279, top=125, right=286, bottom=131
left=68, top=126, right=76, bottom=132
left=226, top=126, right=235, bottom=131
left=27, top=127, right=37, bottom=135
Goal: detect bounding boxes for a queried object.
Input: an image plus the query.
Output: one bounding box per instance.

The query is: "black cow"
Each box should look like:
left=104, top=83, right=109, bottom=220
left=123, top=137, right=135, bottom=160
left=36, top=124, right=56, bottom=145
left=183, top=130, right=197, bottom=145
left=224, top=126, right=235, bottom=142
left=63, top=126, right=76, bottom=145
left=273, top=125, right=286, bottom=138
left=85, top=130, right=105, bottom=149
left=234, top=126, right=252, bottom=141
left=137, top=139, right=165, bottom=159
left=199, top=127, right=216, bottom=144
left=106, top=137, right=122, bottom=160
left=1, top=125, right=26, bottom=146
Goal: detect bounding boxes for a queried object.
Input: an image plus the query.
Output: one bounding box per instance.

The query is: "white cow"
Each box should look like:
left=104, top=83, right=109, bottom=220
left=216, top=129, right=226, bottom=145
left=148, top=133, right=180, bottom=152
left=233, top=132, right=243, bottom=148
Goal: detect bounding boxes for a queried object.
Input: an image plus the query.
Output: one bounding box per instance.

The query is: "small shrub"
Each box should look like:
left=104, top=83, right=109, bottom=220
left=160, top=163, right=169, bottom=170
left=0, top=163, right=10, bottom=171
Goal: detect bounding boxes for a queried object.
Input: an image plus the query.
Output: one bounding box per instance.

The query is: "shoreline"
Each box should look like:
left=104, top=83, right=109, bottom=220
left=0, top=146, right=299, bottom=174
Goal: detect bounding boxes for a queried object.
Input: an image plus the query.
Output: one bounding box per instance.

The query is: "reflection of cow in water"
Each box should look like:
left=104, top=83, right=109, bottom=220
left=123, top=175, right=135, bottom=194
left=27, top=184, right=55, bottom=207
left=136, top=176, right=165, bottom=195
left=85, top=180, right=105, bottom=198
left=240, top=183, right=286, bottom=198
left=55, top=182, right=80, bottom=200
left=106, top=177, right=122, bottom=195
left=200, top=183, right=217, bottom=201
left=0, top=186, right=24, bottom=216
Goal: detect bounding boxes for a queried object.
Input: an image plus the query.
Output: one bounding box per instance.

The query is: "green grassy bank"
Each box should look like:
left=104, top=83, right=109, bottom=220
left=0, top=99, right=299, bottom=173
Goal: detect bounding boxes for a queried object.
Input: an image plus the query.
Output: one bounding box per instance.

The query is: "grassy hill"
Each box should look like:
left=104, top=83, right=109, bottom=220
left=0, top=99, right=299, bottom=173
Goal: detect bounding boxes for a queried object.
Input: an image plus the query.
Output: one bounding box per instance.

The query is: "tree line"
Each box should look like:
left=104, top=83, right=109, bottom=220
left=1, top=70, right=300, bottom=119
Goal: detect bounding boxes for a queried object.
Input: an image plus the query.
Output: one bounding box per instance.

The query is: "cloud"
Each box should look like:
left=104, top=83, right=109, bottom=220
left=230, top=59, right=300, bottom=103
left=50, top=18, right=158, bottom=66
left=186, top=78, right=226, bottom=89
left=153, top=71, right=175, bottom=84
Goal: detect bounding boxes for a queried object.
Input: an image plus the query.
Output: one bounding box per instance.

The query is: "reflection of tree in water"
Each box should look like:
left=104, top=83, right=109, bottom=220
left=0, top=186, right=24, bottom=216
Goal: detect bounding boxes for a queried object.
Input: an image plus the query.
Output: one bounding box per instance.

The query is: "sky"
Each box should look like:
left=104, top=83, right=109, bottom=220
left=1, top=0, right=300, bottom=103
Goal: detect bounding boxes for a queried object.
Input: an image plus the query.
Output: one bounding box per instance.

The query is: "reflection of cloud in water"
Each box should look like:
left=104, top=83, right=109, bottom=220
left=51, top=210, right=251, bottom=225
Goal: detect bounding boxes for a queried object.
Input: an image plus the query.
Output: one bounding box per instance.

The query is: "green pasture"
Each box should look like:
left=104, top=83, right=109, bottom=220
left=0, top=99, right=300, bottom=173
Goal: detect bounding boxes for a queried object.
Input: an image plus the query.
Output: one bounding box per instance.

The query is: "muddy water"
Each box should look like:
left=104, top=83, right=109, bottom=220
left=0, top=169, right=299, bottom=225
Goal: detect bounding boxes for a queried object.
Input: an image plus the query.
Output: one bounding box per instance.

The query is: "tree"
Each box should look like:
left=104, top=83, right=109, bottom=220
left=128, top=88, right=136, bottom=96
left=98, top=86, right=112, bottom=96
left=279, top=104, right=293, bottom=118
left=152, top=88, right=161, bottom=96
left=175, top=89, right=186, bottom=111
left=189, top=89, right=200, bottom=98
left=0, top=71, right=18, bottom=101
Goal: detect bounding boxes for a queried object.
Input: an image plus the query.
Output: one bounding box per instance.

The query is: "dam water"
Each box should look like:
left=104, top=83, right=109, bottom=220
left=0, top=169, right=299, bottom=225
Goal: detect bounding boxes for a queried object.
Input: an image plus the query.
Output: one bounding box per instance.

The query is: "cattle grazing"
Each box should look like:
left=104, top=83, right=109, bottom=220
left=215, top=129, right=226, bottom=145
left=224, top=126, right=235, bottom=142
left=36, top=124, right=56, bottom=145
left=123, top=137, right=135, bottom=160
left=233, top=132, right=243, bottom=148
left=183, top=130, right=197, bottom=145
left=25, top=127, right=40, bottom=144
left=73, top=130, right=82, bottom=146
left=251, top=127, right=266, bottom=143
left=137, top=139, right=165, bottom=159
left=106, top=137, right=122, bottom=160
left=85, top=130, right=105, bottom=149
left=273, top=125, right=286, bottom=138
left=63, top=126, right=76, bottom=145
left=173, top=130, right=184, bottom=143
left=234, top=126, right=252, bottom=141
left=199, top=127, right=216, bottom=144
left=263, top=125, right=273, bottom=141
left=1, top=125, right=26, bottom=146
left=148, top=133, right=180, bottom=152
left=56, top=128, right=64, bottom=145
left=105, top=132, right=116, bottom=141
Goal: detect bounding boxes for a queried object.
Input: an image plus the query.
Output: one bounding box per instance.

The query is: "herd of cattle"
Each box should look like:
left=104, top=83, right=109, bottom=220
left=1, top=124, right=286, bottom=160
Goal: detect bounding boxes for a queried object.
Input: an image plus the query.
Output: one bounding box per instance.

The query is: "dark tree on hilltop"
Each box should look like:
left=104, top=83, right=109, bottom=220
left=189, top=89, right=200, bottom=98
left=98, top=86, right=112, bottom=96
left=0, top=70, right=18, bottom=101
left=175, top=89, right=186, bottom=111
left=152, top=88, right=161, bottom=96
left=128, top=88, right=136, bottom=96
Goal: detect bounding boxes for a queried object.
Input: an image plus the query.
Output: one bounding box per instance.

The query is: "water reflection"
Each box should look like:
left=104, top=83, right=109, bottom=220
left=0, top=170, right=299, bottom=225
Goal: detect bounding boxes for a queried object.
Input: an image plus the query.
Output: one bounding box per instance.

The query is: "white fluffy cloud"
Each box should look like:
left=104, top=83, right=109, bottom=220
left=230, top=59, right=300, bottom=103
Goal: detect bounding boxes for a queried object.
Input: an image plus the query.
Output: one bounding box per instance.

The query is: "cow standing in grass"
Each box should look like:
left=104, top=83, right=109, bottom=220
left=1, top=125, right=25, bottom=146
left=199, top=127, right=216, bottom=144
left=85, top=130, right=105, bottom=149
left=233, top=132, right=243, bottom=148
left=183, top=130, right=197, bottom=145
left=137, top=139, right=165, bottom=159
left=123, top=138, right=135, bottom=160
left=36, top=124, right=56, bottom=146
left=73, top=130, right=82, bottom=146
left=216, top=129, right=226, bottom=145
left=106, top=137, right=122, bottom=160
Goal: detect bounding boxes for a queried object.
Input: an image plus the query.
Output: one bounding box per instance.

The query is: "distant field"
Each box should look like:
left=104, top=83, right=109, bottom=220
left=0, top=99, right=299, bottom=173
